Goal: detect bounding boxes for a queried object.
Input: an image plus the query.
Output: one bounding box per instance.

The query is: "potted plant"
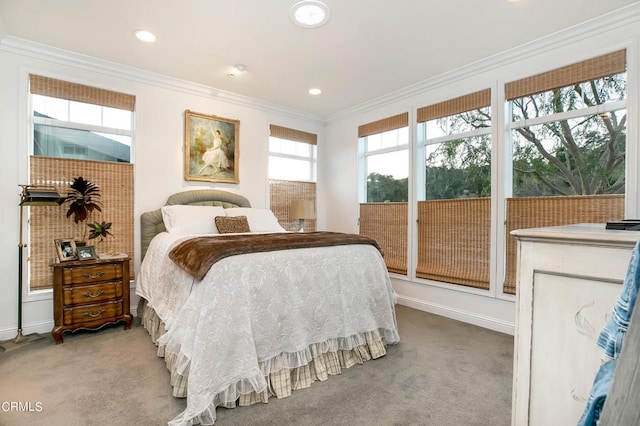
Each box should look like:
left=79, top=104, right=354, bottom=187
left=64, top=177, right=103, bottom=244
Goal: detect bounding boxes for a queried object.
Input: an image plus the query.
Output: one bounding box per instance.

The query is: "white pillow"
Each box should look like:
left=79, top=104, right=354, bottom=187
left=224, top=208, right=285, bottom=232
left=161, top=205, right=226, bottom=234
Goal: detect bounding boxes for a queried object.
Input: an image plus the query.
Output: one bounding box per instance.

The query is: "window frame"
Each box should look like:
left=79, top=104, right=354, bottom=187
left=268, top=136, right=317, bottom=182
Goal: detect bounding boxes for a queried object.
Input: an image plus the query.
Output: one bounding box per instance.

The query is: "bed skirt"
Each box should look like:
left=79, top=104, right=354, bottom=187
left=140, top=299, right=390, bottom=409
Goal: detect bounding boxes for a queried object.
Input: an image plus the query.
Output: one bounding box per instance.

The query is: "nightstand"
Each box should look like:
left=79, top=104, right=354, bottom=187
left=51, top=256, right=132, bottom=344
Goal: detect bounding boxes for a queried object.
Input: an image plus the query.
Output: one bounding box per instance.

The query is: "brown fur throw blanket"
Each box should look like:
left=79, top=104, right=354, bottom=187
left=168, top=231, right=382, bottom=280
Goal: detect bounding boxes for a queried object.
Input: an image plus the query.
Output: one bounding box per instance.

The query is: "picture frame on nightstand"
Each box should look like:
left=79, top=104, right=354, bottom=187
left=76, top=245, right=97, bottom=260
left=54, top=238, right=77, bottom=262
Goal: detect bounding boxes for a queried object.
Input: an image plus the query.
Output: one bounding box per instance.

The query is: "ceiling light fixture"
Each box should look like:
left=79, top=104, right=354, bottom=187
left=308, top=88, right=322, bottom=95
left=228, top=64, right=248, bottom=79
left=290, top=0, right=330, bottom=28
left=134, top=30, right=156, bottom=43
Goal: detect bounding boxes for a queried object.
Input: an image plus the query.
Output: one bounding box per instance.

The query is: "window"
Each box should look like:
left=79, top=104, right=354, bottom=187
left=415, top=89, right=492, bottom=290
left=269, top=137, right=316, bottom=181
left=31, top=76, right=133, bottom=163
left=27, top=75, right=135, bottom=292
left=358, top=113, right=409, bottom=275
left=503, top=50, right=626, bottom=294
left=269, top=125, right=317, bottom=232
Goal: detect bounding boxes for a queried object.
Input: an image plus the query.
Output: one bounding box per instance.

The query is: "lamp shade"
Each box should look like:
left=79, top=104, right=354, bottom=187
left=290, top=200, right=316, bottom=220
left=20, top=185, right=63, bottom=206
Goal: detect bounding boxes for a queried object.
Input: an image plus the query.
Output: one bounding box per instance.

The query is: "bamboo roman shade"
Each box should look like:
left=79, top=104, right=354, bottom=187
left=359, top=203, right=408, bottom=275
left=417, top=89, right=491, bottom=123
left=358, top=113, right=409, bottom=138
left=269, top=124, right=317, bottom=145
left=29, top=74, right=135, bottom=111
left=416, top=198, right=491, bottom=289
left=505, top=49, right=626, bottom=100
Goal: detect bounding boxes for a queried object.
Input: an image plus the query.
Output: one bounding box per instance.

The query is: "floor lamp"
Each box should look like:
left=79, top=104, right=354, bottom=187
left=290, top=199, right=316, bottom=232
left=0, top=185, right=64, bottom=352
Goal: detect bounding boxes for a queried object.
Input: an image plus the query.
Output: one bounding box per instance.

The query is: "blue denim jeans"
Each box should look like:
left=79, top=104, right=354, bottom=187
left=579, top=239, right=640, bottom=425
left=577, top=359, right=618, bottom=426
left=596, top=239, right=640, bottom=359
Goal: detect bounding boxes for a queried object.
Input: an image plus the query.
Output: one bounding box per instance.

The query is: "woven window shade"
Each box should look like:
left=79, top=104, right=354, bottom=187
left=505, top=49, right=626, bottom=101
left=416, top=198, right=490, bottom=289
left=417, top=89, right=491, bottom=123
left=358, top=113, right=409, bottom=138
left=359, top=203, right=408, bottom=274
left=269, top=179, right=316, bottom=232
left=503, top=194, right=624, bottom=294
left=269, top=125, right=317, bottom=145
left=30, top=74, right=135, bottom=111
left=29, top=156, right=135, bottom=290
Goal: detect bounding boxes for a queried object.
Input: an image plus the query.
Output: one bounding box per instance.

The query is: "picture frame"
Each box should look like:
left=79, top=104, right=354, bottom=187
left=184, top=110, right=240, bottom=184
left=54, top=238, right=77, bottom=262
left=76, top=245, right=98, bottom=261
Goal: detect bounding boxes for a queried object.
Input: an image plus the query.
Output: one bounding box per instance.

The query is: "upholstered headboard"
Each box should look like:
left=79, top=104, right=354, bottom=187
left=140, top=189, right=251, bottom=260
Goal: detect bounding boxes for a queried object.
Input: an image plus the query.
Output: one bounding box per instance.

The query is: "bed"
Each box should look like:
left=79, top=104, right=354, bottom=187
left=136, top=189, right=400, bottom=426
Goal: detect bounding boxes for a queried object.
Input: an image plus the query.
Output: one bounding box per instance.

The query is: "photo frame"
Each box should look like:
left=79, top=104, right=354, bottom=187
left=76, top=245, right=98, bottom=261
left=184, top=110, right=240, bottom=183
left=54, top=238, right=77, bottom=262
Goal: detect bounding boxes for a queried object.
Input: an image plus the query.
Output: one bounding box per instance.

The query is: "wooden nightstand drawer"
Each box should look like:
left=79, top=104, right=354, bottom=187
left=62, top=263, right=122, bottom=284
left=63, top=300, right=123, bottom=325
left=62, top=282, right=123, bottom=305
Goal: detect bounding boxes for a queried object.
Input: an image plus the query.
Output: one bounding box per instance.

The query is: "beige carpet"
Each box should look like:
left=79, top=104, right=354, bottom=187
left=0, top=305, right=513, bottom=425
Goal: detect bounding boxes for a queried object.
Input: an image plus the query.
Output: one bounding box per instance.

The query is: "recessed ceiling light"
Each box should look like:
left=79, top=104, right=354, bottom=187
left=308, top=88, right=322, bottom=95
left=290, top=1, right=330, bottom=28
left=134, top=30, right=156, bottom=43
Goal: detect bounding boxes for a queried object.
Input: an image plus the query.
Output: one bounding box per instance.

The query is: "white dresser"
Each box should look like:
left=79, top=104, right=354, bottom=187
left=511, top=224, right=640, bottom=426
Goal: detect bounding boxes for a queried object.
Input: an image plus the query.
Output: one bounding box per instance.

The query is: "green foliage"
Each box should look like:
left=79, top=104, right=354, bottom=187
left=366, top=75, right=626, bottom=201
left=425, top=74, right=626, bottom=198
left=88, top=221, right=114, bottom=241
left=366, top=172, right=408, bottom=202
left=510, top=75, right=626, bottom=196
left=425, top=134, right=491, bottom=200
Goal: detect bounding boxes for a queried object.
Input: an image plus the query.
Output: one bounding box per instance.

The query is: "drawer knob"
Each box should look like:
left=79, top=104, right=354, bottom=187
left=83, top=310, right=106, bottom=318
left=83, top=290, right=105, bottom=298
left=82, top=271, right=105, bottom=280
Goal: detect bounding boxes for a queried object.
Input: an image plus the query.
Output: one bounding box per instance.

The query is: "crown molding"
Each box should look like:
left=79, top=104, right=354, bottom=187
left=0, top=36, right=324, bottom=126
left=327, top=2, right=640, bottom=124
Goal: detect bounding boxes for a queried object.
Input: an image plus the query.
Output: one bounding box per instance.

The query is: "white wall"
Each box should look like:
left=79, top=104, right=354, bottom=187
left=320, top=5, right=640, bottom=335
left=0, top=39, right=324, bottom=340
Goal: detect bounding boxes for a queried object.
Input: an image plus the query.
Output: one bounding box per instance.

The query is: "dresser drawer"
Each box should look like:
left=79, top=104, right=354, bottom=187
left=62, top=282, right=123, bottom=305
left=62, top=263, right=122, bottom=284
left=63, top=300, right=123, bottom=325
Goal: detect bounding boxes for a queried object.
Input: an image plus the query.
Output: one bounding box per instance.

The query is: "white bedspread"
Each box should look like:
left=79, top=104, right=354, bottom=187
left=136, top=232, right=399, bottom=426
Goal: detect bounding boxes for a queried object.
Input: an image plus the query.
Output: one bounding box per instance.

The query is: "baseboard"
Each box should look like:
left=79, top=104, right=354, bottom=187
left=396, top=295, right=515, bottom=335
left=0, top=318, right=54, bottom=341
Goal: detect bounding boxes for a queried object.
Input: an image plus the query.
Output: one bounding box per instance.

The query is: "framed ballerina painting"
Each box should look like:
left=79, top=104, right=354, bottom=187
left=184, top=110, right=240, bottom=183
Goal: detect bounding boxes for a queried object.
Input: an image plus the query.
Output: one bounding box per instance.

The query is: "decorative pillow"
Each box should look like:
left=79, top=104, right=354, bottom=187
left=214, top=215, right=251, bottom=234
left=225, top=208, right=286, bottom=232
left=161, top=205, right=226, bottom=234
